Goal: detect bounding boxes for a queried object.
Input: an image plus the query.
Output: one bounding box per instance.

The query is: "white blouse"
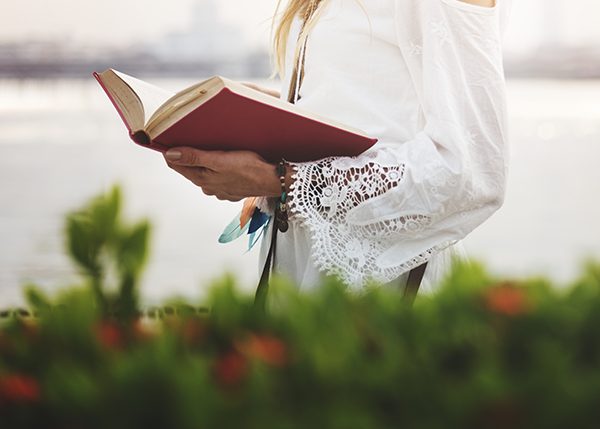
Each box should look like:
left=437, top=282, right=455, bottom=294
left=258, top=0, right=512, bottom=294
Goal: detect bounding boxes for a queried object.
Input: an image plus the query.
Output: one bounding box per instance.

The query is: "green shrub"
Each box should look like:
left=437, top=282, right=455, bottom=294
left=1, top=186, right=599, bottom=429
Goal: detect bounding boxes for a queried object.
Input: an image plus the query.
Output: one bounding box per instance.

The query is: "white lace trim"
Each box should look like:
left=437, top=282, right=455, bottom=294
left=288, top=157, right=454, bottom=288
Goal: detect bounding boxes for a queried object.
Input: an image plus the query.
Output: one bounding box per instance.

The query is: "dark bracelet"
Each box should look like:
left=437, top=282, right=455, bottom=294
left=275, top=160, right=289, bottom=233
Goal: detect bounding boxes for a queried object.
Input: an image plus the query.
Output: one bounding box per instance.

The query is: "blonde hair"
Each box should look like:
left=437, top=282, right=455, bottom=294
left=270, top=0, right=370, bottom=79
left=270, top=0, right=329, bottom=79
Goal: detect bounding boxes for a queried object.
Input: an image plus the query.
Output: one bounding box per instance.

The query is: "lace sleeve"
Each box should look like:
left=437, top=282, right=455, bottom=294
left=287, top=0, right=511, bottom=288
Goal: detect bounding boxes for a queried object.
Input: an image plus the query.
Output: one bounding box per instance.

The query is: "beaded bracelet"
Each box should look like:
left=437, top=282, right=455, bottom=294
left=275, top=160, right=289, bottom=233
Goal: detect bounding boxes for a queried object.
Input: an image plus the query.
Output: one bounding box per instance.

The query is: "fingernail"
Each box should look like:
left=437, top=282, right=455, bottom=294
left=165, top=150, right=181, bottom=161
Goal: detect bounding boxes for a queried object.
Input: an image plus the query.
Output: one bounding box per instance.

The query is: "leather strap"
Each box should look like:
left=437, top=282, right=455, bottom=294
left=402, top=261, right=428, bottom=305
left=255, top=220, right=277, bottom=310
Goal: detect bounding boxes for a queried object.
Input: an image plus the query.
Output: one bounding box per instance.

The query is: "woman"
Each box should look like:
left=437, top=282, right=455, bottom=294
left=164, top=0, right=512, bottom=295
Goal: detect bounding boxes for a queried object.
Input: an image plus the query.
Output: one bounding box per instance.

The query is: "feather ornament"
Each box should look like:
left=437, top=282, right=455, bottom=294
left=240, top=197, right=258, bottom=229
left=218, top=198, right=271, bottom=250
left=247, top=216, right=271, bottom=252
left=218, top=214, right=250, bottom=244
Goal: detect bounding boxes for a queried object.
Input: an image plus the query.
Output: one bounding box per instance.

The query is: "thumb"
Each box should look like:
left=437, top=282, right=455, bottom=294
left=164, top=147, right=215, bottom=167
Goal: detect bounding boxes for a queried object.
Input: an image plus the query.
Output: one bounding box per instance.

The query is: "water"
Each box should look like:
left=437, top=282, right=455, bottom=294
left=1, top=78, right=599, bottom=306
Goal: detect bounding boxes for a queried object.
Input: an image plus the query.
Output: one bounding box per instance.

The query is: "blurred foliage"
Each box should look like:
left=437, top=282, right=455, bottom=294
left=1, top=186, right=600, bottom=428
left=64, top=185, right=150, bottom=320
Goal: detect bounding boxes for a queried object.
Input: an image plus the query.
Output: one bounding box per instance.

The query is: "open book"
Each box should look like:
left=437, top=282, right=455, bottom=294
left=93, top=69, right=377, bottom=162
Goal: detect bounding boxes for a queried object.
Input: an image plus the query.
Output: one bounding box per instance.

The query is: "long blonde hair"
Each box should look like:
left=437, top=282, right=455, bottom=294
left=271, top=0, right=329, bottom=79
left=270, top=0, right=369, bottom=79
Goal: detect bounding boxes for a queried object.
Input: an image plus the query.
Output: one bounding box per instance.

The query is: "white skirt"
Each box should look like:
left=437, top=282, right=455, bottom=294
left=258, top=216, right=468, bottom=296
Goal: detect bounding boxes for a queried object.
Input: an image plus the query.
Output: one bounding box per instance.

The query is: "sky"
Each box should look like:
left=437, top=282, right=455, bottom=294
left=0, top=0, right=277, bottom=47
left=1, top=0, right=599, bottom=54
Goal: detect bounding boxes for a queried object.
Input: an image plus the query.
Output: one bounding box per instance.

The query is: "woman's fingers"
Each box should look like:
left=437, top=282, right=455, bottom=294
left=164, top=147, right=224, bottom=169
left=201, top=186, right=243, bottom=201
left=166, top=163, right=210, bottom=186
left=164, top=148, right=278, bottom=199
left=166, top=162, right=243, bottom=201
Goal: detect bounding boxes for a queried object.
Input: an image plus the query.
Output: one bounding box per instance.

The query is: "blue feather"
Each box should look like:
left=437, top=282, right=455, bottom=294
left=247, top=216, right=271, bottom=252
left=248, top=207, right=270, bottom=234
left=218, top=213, right=250, bottom=243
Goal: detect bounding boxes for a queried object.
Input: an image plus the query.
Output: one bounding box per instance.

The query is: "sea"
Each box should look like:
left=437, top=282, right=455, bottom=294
left=1, top=77, right=599, bottom=306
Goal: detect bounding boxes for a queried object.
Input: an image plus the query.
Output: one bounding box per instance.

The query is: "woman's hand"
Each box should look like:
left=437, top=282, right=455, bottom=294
left=164, top=147, right=291, bottom=201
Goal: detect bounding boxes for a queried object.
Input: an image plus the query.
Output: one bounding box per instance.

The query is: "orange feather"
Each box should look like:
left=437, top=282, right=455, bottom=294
left=240, top=197, right=258, bottom=229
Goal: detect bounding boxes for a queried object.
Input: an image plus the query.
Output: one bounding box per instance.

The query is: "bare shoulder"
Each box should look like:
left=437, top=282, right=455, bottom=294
left=457, top=0, right=496, bottom=7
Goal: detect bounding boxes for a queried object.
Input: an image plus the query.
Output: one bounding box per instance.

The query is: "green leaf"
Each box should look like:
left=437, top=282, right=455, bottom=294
left=66, top=213, right=101, bottom=276
left=23, top=284, right=51, bottom=312
left=115, top=220, right=150, bottom=278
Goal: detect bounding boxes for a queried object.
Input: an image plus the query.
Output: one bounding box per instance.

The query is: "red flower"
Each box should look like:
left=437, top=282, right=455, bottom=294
left=0, top=374, right=40, bottom=403
left=213, top=351, right=248, bottom=388
left=95, top=321, right=122, bottom=349
left=484, top=282, right=531, bottom=316
left=236, top=333, right=289, bottom=367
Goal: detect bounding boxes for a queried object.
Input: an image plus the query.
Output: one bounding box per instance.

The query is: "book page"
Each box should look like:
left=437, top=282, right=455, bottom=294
left=146, top=77, right=375, bottom=141
left=113, top=70, right=174, bottom=126
left=146, top=77, right=220, bottom=134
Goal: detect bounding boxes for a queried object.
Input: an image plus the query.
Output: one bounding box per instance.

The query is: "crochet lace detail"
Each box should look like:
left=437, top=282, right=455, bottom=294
left=288, top=156, right=454, bottom=288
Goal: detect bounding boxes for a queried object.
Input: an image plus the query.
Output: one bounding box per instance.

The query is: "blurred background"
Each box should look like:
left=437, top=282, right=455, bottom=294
left=0, top=0, right=599, bottom=306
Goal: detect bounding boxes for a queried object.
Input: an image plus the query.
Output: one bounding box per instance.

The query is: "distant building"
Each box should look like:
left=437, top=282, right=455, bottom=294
left=153, top=0, right=246, bottom=63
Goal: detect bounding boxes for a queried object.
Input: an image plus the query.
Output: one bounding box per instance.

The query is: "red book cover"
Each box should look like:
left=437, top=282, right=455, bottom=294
left=94, top=72, right=378, bottom=163
left=155, top=88, right=377, bottom=163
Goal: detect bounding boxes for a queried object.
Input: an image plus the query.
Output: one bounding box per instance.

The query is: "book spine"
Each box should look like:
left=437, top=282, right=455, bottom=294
left=131, top=130, right=151, bottom=146
left=130, top=130, right=170, bottom=154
